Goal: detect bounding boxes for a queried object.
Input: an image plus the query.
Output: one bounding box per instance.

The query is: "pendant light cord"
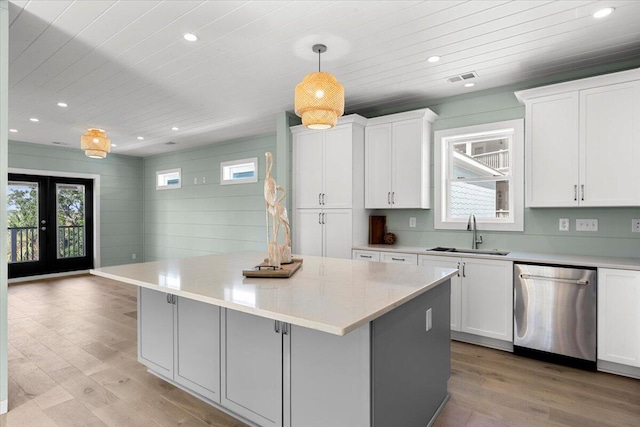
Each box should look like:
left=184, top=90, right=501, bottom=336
left=318, top=49, right=321, bottom=72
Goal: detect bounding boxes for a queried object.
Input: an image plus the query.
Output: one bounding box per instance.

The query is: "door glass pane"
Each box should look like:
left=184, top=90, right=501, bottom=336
left=7, top=181, right=40, bottom=263
left=57, top=184, right=86, bottom=259
left=450, top=180, right=510, bottom=219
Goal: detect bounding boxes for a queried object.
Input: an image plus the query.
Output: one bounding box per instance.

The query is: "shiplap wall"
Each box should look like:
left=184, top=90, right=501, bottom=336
left=371, top=86, right=640, bottom=258
left=8, top=140, right=143, bottom=267
left=142, top=133, right=276, bottom=261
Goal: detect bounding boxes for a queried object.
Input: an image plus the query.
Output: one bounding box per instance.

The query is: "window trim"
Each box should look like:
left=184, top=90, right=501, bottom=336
left=220, top=157, right=258, bottom=186
left=156, top=168, right=182, bottom=190
left=434, top=119, right=524, bottom=232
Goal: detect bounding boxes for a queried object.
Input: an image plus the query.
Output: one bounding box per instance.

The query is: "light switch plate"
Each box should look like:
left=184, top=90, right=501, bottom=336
left=633, top=219, right=640, bottom=233
left=576, top=219, right=598, bottom=231
left=425, top=308, right=432, bottom=332
left=409, top=217, right=416, bottom=228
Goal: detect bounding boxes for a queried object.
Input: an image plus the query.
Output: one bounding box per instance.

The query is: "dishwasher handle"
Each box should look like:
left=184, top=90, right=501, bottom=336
left=519, top=273, right=589, bottom=285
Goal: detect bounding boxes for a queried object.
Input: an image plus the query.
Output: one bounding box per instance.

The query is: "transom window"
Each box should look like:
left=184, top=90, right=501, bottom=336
left=220, top=157, right=258, bottom=185
left=156, top=168, right=182, bottom=190
left=434, top=119, right=524, bottom=231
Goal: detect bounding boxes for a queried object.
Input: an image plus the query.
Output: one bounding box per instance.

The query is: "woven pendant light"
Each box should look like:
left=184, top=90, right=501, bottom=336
left=80, top=128, right=111, bottom=159
left=294, top=44, right=344, bottom=130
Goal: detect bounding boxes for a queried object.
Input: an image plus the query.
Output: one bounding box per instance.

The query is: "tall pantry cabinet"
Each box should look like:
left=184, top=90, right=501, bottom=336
left=291, top=115, right=368, bottom=259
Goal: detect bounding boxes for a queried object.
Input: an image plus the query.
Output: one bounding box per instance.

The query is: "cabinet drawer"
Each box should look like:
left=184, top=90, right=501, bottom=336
left=380, top=252, right=417, bottom=264
left=352, top=250, right=380, bottom=262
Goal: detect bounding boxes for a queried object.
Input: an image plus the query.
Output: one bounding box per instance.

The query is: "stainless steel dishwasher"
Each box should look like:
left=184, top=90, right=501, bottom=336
left=513, top=263, right=597, bottom=370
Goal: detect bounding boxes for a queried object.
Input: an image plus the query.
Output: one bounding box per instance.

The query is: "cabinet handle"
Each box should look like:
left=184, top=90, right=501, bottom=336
left=172, top=295, right=177, bottom=305
left=391, top=257, right=405, bottom=261
left=322, top=213, right=326, bottom=224
left=392, top=192, right=395, bottom=204
left=581, top=185, right=584, bottom=201
left=274, top=320, right=280, bottom=334
left=360, top=255, right=372, bottom=259
left=283, top=323, right=289, bottom=335
left=318, top=213, right=322, bottom=225
left=462, top=262, right=466, bottom=278
left=318, top=193, right=322, bottom=205
left=456, top=261, right=461, bottom=277
left=166, top=294, right=171, bottom=304
left=574, top=185, right=577, bottom=201
left=322, top=193, right=325, bottom=205
left=388, top=192, right=391, bottom=205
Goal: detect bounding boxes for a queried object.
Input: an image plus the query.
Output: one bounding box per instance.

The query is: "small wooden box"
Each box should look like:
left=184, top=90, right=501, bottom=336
left=369, top=216, right=386, bottom=244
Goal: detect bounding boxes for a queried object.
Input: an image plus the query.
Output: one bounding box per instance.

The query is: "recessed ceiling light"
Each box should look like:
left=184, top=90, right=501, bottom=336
left=29, top=118, right=39, bottom=122
left=464, top=82, right=475, bottom=88
left=593, top=7, right=614, bottom=18
left=111, top=144, right=118, bottom=147
left=171, top=126, right=179, bottom=131
left=427, top=56, right=441, bottom=63
left=57, top=102, right=68, bottom=107
left=183, top=33, right=198, bottom=42
left=9, top=129, right=17, bottom=133
left=137, top=136, right=144, bottom=140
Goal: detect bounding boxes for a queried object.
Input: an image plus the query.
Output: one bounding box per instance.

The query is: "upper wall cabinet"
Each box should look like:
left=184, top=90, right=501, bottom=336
left=515, top=68, right=640, bottom=207
left=365, top=108, right=438, bottom=209
left=292, top=115, right=368, bottom=209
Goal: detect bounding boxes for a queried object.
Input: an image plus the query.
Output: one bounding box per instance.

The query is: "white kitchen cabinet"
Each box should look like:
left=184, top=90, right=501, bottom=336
left=294, top=209, right=352, bottom=259
left=379, top=251, right=417, bottom=265
left=138, top=288, right=221, bottom=403
left=221, top=309, right=287, bottom=427
left=292, top=115, right=368, bottom=259
left=419, top=255, right=462, bottom=332
left=352, top=250, right=380, bottom=262
left=419, top=255, right=512, bottom=342
left=515, top=68, right=640, bottom=207
left=365, top=109, right=438, bottom=209
left=598, top=268, right=640, bottom=367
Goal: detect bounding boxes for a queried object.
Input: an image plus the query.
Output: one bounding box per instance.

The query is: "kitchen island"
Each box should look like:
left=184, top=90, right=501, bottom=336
left=91, top=251, right=456, bottom=427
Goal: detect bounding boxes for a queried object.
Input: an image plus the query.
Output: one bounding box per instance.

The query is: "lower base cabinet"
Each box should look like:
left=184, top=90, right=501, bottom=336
left=138, top=288, right=221, bottom=403
left=139, top=282, right=451, bottom=427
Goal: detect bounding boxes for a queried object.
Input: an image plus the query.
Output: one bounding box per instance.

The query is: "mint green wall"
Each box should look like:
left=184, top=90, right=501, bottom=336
left=8, top=141, right=143, bottom=267
left=369, top=79, right=640, bottom=258
left=142, top=133, right=277, bottom=261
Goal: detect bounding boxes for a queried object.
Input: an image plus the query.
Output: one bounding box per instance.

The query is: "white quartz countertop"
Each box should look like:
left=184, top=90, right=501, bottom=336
left=90, top=251, right=457, bottom=336
left=353, top=244, right=640, bottom=271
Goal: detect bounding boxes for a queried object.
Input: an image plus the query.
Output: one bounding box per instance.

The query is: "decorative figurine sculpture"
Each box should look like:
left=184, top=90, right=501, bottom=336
left=264, top=152, right=292, bottom=267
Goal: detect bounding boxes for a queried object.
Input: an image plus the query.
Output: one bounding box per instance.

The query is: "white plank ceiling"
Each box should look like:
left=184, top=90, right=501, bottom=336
left=7, top=0, right=640, bottom=157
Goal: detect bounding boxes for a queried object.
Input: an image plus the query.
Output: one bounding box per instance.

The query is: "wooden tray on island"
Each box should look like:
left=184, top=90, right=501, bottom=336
left=242, top=258, right=303, bottom=278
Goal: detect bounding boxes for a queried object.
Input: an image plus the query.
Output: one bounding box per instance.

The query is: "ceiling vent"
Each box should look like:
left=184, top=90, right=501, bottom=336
left=165, top=141, right=177, bottom=145
left=446, top=71, right=478, bottom=83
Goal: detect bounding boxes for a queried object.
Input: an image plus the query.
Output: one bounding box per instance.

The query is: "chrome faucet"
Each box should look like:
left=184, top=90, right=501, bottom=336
left=467, top=214, right=483, bottom=249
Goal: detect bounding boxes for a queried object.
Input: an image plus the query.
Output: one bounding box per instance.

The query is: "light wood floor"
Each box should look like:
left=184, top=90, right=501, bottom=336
left=2, top=275, right=639, bottom=427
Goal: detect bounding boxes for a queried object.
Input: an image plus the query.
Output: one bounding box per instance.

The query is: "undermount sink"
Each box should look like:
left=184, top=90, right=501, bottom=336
left=426, top=247, right=510, bottom=256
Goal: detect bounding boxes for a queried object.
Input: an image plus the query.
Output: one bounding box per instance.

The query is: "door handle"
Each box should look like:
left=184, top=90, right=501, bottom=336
left=462, top=262, right=466, bottom=278
left=40, top=227, right=46, bottom=231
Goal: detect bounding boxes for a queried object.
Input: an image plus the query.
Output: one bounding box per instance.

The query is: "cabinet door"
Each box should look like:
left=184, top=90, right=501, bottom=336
left=419, top=255, right=462, bottom=332
left=525, top=92, right=580, bottom=207
left=293, top=209, right=323, bottom=257
left=598, top=268, right=640, bottom=366
left=365, top=124, right=392, bottom=209
left=580, top=81, right=640, bottom=206
left=460, top=259, right=513, bottom=341
left=221, top=310, right=283, bottom=427
left=323, top=125, right=353, bottom=208
left=138, top=287, right=174, bottom=378
left=323, top=209, right=352, bottom=259
left=175, top=297, right=221, bottom=403
left=391, top=119, right=426, bottom=208
left=294, top=131, right=324, bottom=208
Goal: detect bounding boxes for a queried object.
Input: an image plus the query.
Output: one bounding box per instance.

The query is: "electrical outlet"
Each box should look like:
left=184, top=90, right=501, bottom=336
left=202, top=176, right=206, bottom=184
left=576, top=219, right=598, bottom=231
left=633, top=219, right=640, bottom=233
left=193, top=177, right=197, bottom=184
left=425, top=308, right=432, bottom=332
left=559, top=218, right=569, bottom=231
left=409, top=217, right=416, bottom=228
left=132, top=253, right=137, bottom=260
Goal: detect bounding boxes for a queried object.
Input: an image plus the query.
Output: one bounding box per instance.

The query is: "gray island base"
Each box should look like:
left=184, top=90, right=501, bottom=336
left=91, top=252, right=455, bottom=427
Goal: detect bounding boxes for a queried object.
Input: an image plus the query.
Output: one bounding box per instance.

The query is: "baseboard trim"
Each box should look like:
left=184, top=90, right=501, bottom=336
left=598, top=360, right=640, bottom=380
left=1, top=399, right=7, bottom=414
left=427, top=394, right=450, bottom=427
left=451, top=331, right=513, bottom=352
left=8, top=270, right=89, bottom=284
